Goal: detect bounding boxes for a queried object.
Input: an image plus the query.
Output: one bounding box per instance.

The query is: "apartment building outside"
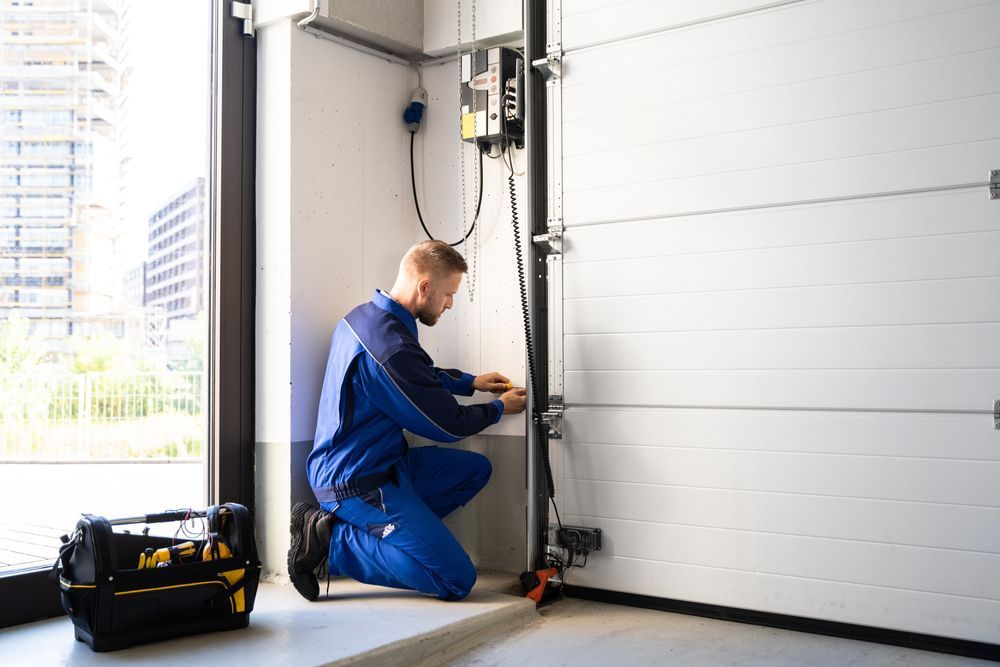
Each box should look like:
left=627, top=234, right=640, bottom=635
left=143, top=177, right=205, bottom=324
left=0, top=0, right=129, bottom=348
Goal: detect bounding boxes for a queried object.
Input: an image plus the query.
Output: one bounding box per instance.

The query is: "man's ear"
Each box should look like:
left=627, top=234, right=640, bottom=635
left=418, top=278, right=431, bottom=298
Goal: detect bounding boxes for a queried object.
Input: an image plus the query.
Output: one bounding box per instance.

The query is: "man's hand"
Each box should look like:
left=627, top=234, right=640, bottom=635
left=473, top=371, right=512, bottom=394
left=499, top=387, right=527, bottom=414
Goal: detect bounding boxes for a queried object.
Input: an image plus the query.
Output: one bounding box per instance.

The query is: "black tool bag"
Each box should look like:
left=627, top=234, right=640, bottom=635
left=51, top=503, right=261, bottom=652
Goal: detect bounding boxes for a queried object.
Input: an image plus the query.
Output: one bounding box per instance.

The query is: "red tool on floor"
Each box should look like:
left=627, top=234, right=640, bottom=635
left=520, top=567, right=562, bottom=606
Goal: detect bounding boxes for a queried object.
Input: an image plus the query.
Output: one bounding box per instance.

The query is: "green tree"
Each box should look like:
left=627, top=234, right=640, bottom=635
left=0, top=315, right=45, bottom=374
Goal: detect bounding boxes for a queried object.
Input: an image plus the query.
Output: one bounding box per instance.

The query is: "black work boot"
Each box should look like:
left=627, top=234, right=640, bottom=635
left=288, top=502, right=334, bottom=601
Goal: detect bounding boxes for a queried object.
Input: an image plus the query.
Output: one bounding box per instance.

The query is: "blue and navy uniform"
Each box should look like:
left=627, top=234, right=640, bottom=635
left=307, top=289, right=504, bottom=600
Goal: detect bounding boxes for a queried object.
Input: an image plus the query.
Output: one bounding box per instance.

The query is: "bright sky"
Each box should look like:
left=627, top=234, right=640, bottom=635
left=121, top=0, right=210, bottom=262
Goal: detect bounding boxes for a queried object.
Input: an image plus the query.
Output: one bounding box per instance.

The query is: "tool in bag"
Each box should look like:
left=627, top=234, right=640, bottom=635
left=51, top=503, right=261, bottom=652
left=137, top=541, right=197, bottom=569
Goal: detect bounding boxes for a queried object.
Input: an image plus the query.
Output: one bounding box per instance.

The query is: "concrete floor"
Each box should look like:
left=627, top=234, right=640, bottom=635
left=442, top=598, right=995, bottom=667
left=0, top=574, right=534, bottom=667
left=2, top=575, right=994, bottom=666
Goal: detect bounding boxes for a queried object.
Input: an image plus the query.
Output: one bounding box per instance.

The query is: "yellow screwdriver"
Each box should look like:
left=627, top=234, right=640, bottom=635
left=137, top=541, right=196, bottom=569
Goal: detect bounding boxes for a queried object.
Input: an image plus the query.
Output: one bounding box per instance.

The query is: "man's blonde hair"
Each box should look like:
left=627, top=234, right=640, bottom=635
left=403, top=240, right=468, bottom=278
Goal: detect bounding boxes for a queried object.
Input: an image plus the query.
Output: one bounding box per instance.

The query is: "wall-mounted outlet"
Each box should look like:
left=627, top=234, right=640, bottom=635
left=548, top=524, right=602, bottom=554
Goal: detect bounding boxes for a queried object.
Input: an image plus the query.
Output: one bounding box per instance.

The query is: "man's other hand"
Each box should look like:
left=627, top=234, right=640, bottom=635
left=474, top=371, right=512, bottom=394
left=499, top=387, right=527, bottom=414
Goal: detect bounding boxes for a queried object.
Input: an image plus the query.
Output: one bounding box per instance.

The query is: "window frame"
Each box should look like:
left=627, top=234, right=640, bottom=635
left=0, top=0, right=256, bottom=629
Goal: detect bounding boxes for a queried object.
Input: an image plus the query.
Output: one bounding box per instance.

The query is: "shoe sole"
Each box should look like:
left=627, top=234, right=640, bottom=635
left=288, top=502, right=319, bottom=601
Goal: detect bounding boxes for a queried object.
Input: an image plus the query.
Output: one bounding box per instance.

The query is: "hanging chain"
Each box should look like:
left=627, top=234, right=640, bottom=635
left=456, top=1, right=469, bottom=299
left=457, top=0, right=466, bottom=252
left=458, top=0, right=480, bottom=302
left=467, top=0, right=479, bottom=302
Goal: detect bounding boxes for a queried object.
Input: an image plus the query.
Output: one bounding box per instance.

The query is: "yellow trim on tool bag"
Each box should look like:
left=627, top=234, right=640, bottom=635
left=59, top=577, right=97, bottom=590
left=219, top=568, right=247, bottom=613
left=115, top=580, right=235, bottom=613
left=201, top=541, right=247, bottom=612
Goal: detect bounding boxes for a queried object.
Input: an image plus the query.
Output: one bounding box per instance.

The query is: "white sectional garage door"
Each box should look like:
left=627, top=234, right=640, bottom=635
left=554, top=0, right=1000, bottom=644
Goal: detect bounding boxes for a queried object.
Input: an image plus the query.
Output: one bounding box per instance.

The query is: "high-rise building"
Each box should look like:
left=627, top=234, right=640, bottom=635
left=0, top=0, right=126, bottom=345
left=143, top=178, right=205, bottom=322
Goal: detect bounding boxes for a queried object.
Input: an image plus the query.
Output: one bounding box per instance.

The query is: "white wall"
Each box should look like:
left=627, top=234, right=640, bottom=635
left=255, top=19, right=422, bottom=575
left=413, top=56, right=530, bottom=570
left=287, top=28, right=423, bottom=444
left=255, top=12, right=530, bottom=576
left=424, top=0, right=523, bottom=56
left=255, top=19, right=294, bottom=576
left=416, top=58, right=528, bottom=438
left=256, top=19, right=293, bottom=449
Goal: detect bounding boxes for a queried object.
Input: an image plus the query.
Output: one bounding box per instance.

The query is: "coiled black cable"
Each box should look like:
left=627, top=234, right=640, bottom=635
left=410, top=132, right=483, bottom=247
left=506, top=147, right=563, bottom=531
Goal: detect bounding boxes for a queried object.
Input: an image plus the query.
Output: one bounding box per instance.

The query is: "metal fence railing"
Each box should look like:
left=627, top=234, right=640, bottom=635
left=0, top=372, right=205, bottom=460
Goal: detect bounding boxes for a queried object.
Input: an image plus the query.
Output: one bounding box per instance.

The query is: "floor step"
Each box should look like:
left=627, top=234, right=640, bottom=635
left=0, top=574, right=537, bottom=666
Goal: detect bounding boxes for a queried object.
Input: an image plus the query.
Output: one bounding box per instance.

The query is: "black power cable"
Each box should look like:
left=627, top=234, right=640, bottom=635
left=504, top=144, right=563, bottom=532
left=410, top=132, right=484, bottom=247
left=406, top=62, right=566, bottom=546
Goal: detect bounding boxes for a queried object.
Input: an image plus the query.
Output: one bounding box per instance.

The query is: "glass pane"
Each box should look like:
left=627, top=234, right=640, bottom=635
left=0, top=0, right=211, bottom=572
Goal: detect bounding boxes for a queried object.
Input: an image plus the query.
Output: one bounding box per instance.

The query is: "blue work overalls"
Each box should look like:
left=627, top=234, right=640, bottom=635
left=307, top=289, right=505, bottom=600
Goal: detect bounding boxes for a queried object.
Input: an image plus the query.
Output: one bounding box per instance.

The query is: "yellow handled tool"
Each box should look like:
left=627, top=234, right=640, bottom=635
left=137, top=541, right=196, bottom=569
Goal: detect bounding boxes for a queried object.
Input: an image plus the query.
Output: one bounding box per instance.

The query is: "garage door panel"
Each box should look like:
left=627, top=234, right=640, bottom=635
left=562, top=443, right=1000, bottom=506
left=566, top=324, right=1000, bottom=371
left=564, top=94, right=1000, bottom=195
left=563, top=516, right=1000, bottom=601
left=564, top=231, right=1000, bottom=299
left=565, top=369, right=998, bottom=412
left=563, top=1, right=1000, bottom=117
left=567, top=48, right=1000, bottom=160
left=562, top=0, right=788, bottom=49
left=563, top=408, right=1000, bottom=460
left=564, top=141, right=998, bottom=225
left=562, top=191, right=997, bottom=264
left=554, top=0, right=1000, bottom=645
left=565, top=480, right=1000, bottom=553
left=565, top=277, right=1000, bottom=334
left=563, top=554, right=1000, bottom=644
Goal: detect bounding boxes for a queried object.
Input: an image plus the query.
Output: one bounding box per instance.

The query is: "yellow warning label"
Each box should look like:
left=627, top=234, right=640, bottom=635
left=462, top=113, right=476, bottom=139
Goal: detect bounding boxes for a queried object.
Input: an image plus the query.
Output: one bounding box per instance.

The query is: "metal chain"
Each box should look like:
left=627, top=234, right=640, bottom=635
left=467, top=0, right=479, bottom=302
left=458, top=0, right=480, bottom=302
left=457, top=0, right=466, bottom=252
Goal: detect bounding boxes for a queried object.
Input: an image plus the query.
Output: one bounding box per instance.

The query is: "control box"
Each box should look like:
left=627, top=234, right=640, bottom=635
left=549, top=524, right=602, bottom=554
left=460, top=46, right=524, bottom=148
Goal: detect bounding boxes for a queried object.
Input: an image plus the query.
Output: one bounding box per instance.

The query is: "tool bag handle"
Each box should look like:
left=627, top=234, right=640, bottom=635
left=106, top=508, right=233, bottom=526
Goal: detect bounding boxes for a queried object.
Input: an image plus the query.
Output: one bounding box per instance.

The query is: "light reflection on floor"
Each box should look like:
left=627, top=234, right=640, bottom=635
left=0, top=461, right=204, bottom=574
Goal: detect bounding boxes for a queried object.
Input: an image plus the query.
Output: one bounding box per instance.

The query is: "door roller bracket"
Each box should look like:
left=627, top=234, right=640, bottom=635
left=990, top=170, right=999, bottom=200
left=994, top=399, right=1000, bottom=430
left=533, top=225, right=563, bottom=255
left=531, top=53, right=562, bottom=83
left=536, top=395, right=564, bottom=439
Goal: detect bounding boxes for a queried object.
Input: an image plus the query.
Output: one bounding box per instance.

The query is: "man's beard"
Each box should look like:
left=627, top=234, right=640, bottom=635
left=417, top=308, right=440, bottom=326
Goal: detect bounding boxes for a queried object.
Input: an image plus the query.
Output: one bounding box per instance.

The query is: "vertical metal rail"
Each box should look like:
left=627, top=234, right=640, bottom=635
left=524, top=0, right=549, bottom=571
left=210, top=0, right=256, bottom=511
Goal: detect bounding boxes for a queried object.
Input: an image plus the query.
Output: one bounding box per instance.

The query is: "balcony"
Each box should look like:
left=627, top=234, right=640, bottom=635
left=0, top=245, right=68, bottom=257
left=91, top=0, right=121, bottom=18
left=86, top=69, right=120, bottom=97
left=88, top=11, right=120, bottom=45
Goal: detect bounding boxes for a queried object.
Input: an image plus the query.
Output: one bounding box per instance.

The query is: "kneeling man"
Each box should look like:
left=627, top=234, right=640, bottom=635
left=289, top=240, right=526, bottom=601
